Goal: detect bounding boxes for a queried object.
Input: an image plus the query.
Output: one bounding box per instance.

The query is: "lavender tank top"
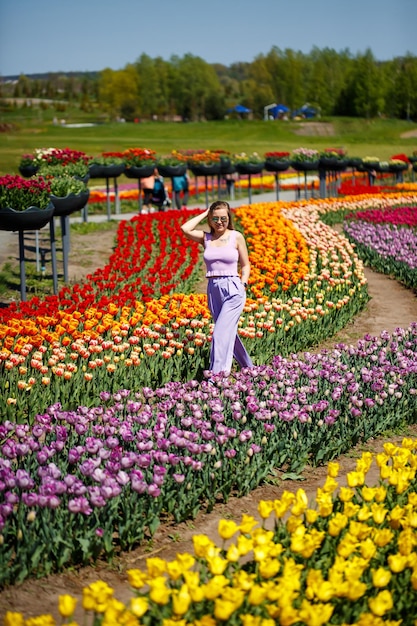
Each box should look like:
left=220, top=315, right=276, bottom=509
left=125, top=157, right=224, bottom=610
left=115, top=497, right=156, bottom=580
left=203, top=230, right=239, bottom=277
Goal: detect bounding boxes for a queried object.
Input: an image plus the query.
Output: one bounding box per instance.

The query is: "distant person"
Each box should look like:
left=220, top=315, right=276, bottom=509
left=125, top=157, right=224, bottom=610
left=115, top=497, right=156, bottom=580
left=223, top=172, right=237, bottom=200
left=151, top=171, right=171, bottom=211
left=173, top=173, right=189, bottom=209
left=141, top=171, right=156, bottom=214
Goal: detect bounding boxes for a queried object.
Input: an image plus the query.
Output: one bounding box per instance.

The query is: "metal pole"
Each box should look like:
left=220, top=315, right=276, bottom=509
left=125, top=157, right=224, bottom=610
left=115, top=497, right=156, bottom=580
left=230, top=178, right=235, bottom=201
left=171, top=179, right=177, bottom=210
left=114, top=177, right=120, bottom=214
left=49, top=218, right=59, bottom=294
left=275, top=174, right=279, bottom=201
left=137, top=179, right=142, bottom=213
left=18, top=230, right=27, bottom=302
left=35, top=230, right=40, bottom=272
left=61, top=215, right=69, bottom=283
left=106, top=178, right=111, bottom=220
left=248, top=174, right=252, bottom=204
left=319, top=169, right=327, bottom=198
left=204, top=176, right=209, bottom=209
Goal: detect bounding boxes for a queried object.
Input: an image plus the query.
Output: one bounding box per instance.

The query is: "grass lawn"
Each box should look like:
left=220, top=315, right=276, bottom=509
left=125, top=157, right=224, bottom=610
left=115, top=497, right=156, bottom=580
left=1, top=105, right=416, bottom=175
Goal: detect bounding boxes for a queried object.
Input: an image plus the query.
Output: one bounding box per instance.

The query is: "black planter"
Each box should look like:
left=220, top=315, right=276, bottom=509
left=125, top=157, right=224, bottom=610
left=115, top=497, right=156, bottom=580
left=347, top=158, right=363, bottom=169
left=50, top=190, right=90, bottom=217
left=388, top=162, right=409, bottom=173
left=377, top=163, right=390, bottom=173
left=19, top=165, right=39, bottom=178
left=190, top=163, right=221, bottom=177
left=219, top=158, right=235, bottom=175
left=0, top=204, right=54, bottom=232
left=290, top=161, right=319, bottom=172
left=235, top=162, right=265, bottom=175
left=264, top=160, right=290, bottom=173
left=361, top=161, right=381, bottom=172
left=319, top=158, right=348, bottom=172
left=156, top=164, right=187, bottom=178
left=124, top=165, right=156, bottom=179
left=75, top=173, right=90, bottom=184
left=88, top=163, right=125, bottom=178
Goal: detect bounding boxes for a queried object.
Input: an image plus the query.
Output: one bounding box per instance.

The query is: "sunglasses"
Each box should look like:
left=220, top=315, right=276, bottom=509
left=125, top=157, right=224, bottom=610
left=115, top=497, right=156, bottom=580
left=212, top=216, right=228, bottom=223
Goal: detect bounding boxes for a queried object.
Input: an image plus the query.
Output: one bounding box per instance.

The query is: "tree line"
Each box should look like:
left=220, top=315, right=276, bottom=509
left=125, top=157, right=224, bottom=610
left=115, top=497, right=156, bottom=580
left=1, top=47, right=417, bottom=122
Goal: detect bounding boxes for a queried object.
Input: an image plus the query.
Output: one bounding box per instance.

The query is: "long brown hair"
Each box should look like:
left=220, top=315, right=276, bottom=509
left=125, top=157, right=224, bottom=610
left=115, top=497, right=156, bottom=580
left=208, top=201, right=234, bottom=233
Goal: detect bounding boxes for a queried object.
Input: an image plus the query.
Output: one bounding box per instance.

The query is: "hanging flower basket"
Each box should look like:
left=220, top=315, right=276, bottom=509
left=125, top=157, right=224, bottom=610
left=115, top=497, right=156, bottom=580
left=388, top=161, right=409, bottom=173
left=88, top=163, right=125, bottom=178
left=50, top=190, right=90, bottom=217
left=290, top=160, right=319, bottom=172
left=264, top=152, right=290, bottom=173
left=265, top=160, right=290, bottom=173
left=318, top=157, right=348, bottom=172
left=219, top=158, right=235, bottom=175
left=0, top=204, right=54, bottom=232
left=290, top=148, right=320, bottom=172
left=157, top=164, right=187, bottom=178
left=361, top=160, right=381, bottom=172
left=347, top=157, right=363, bottom=169
left=18, top=165, right=39, bottom=178
left=124, top=165, right=156, bottom=179
left=189, top=163, right=221, bottom=177
left=235, top=162, right=265, bottom=175
left=122, top=148, right=156, bottom=175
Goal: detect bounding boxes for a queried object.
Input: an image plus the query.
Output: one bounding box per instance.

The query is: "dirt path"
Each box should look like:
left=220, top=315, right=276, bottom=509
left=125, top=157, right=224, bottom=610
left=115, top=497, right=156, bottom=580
left=292, top=121, right=335, bottom=136
left=1, top=225, right=417, bottom=619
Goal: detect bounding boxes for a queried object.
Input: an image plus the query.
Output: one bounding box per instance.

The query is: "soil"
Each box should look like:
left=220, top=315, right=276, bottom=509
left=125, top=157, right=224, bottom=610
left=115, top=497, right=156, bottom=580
left=1, top=223, right=417, bottom=620
left=400, top=129, right=417, bottom=138
left=292, top=121, right=335, bottom=136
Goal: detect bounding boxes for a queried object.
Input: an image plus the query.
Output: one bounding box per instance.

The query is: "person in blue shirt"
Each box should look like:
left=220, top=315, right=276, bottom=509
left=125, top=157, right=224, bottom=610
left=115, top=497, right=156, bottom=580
left=172, top=174, right=189, bottom=209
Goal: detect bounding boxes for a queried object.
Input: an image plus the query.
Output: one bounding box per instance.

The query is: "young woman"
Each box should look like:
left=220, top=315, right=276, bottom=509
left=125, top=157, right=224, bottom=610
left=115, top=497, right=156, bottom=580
left=181, top=201, right=253, bottom=376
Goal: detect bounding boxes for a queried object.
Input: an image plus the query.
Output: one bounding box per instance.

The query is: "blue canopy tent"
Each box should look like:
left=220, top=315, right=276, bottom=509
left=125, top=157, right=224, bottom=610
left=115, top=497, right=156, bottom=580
left=292, top=104, right=317, bottom=119
left=270, top=104, right=290, bottom=119
left=227, top=104, right=252, bottom=116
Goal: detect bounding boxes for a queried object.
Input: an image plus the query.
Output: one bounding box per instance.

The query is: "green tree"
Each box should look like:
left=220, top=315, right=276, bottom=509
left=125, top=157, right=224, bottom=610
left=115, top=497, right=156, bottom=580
left=172, top=54, right=223, bottom=121
left=387, top=54, right=417, bottom=120
left=134, top=54, right=169, bottom=119
left=213, top=63, right=241, bottom=106
left=98, top=65, right=140, bottom=120
left=349, top=49, right=385, bottom=118
left=306, top=47, right=352, bottom=116
left=281, top=49, right=308, bottom=112
left=247, top=56, right=275, bottom=117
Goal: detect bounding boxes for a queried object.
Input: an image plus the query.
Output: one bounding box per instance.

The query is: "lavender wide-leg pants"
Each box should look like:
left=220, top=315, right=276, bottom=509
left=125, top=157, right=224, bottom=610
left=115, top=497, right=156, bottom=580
left=207, top=276, right=253, bottom=375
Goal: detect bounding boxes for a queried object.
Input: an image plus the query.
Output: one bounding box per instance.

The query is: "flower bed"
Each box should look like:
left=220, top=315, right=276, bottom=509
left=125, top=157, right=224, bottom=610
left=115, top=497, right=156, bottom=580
left=0, top=175, right=52, bottom=211
left=1, top=325, right=417, bottom=586
left=2, top=194, right=417, bottom=423
left=345, top=205, right=417, bottom=229
left=1, top=192, right=417, bottom=589
left=343, top=206, right=417, bottom=290
left=5, top=439, right=417, bottom=623
left=0, top=197, right=373, bottom=422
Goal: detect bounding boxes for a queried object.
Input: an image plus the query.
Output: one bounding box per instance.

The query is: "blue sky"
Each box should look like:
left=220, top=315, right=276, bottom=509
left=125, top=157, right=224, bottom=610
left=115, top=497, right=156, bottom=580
left=1, top=0, right=416, bottom=76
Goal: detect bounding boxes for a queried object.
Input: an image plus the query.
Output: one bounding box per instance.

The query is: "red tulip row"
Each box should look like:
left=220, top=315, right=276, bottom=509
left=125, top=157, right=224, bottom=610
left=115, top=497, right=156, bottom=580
left=0, top=210, right=202, bottom=325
